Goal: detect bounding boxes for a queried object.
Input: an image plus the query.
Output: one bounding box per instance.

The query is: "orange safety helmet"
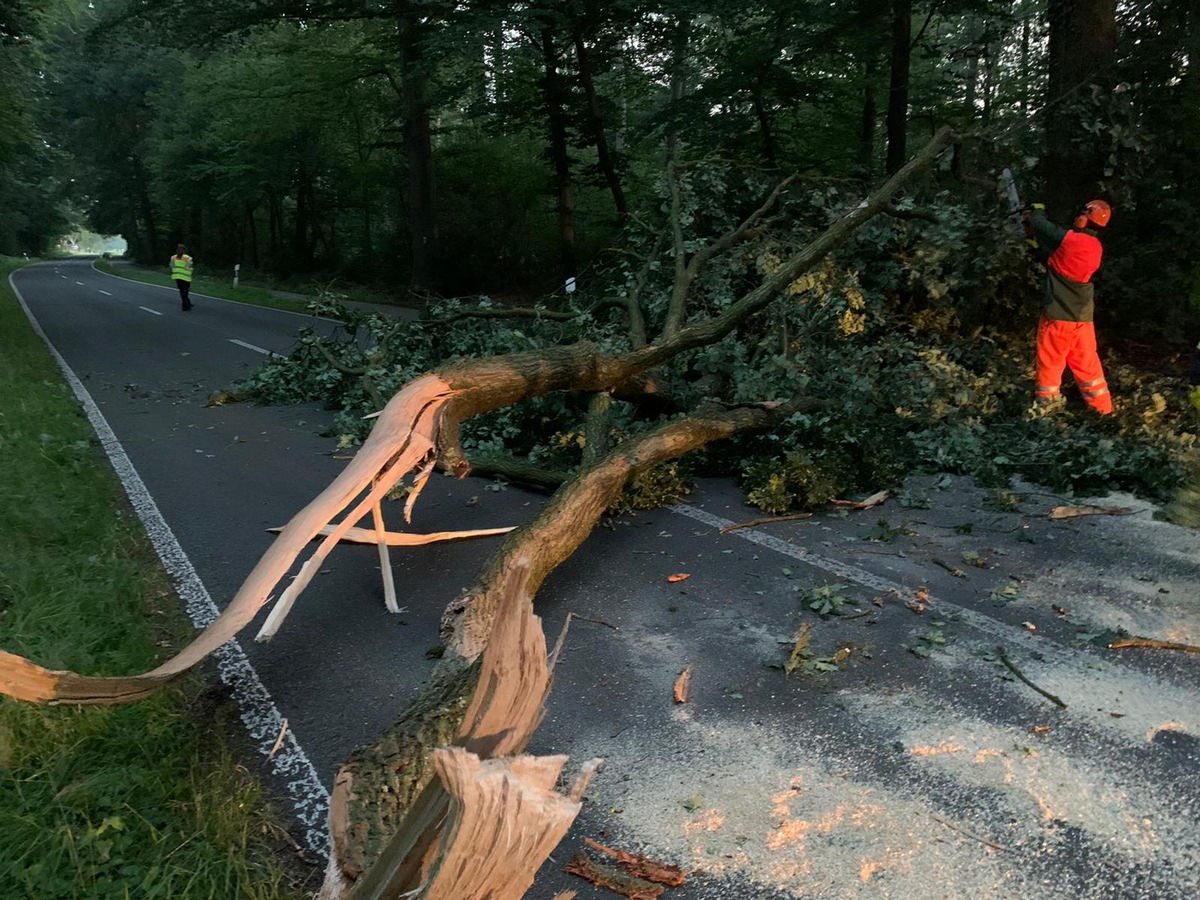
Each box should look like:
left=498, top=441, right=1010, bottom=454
left=1074, top=199, right=1111, bottom=230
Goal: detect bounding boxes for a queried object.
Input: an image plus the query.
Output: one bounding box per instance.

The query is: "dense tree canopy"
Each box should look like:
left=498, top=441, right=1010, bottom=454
left=0, top=0, right=1191, bottom=316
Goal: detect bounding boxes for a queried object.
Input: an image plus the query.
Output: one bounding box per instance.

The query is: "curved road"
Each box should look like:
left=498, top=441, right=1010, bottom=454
left=13, top=258, right=1200, bottom=898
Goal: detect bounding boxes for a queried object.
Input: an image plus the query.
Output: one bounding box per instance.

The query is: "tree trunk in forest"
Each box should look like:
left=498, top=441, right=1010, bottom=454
left=399, top=14, right=438, bottom=291
left=859, top=57, right=877, bottom=178
left=294, top=155, right=313, bottom=272
left=885, top=0, right=912, bottom=174
left=1044, top=0, right=1116, bottom=219
left=541, top=26, right=577, bottom=285
left=133, top=158, right=158, bottom=263
left=246, top=203, right=259, bottom=270
left=572, top=29, right=627, bottom=222
left=751, top=76, right=779, bottom=169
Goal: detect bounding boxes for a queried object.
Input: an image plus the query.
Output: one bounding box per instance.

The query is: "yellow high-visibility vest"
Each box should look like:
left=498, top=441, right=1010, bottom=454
left=170, top=254, right=193, bottom=282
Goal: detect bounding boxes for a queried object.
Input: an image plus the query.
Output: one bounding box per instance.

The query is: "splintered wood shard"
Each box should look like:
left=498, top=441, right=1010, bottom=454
left=331, top=560, right=599, bottom=900
left=0, top=374, right=458, bottom=704
left=418, top=748, right=591, bottom=900
left=267, top=524, right=515, bottom=546
left=372, top=499, right=399, bottom=614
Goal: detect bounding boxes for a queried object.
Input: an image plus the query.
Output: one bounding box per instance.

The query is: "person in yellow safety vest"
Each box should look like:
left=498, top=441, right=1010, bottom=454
left=169, top=244, right=194, bottom=311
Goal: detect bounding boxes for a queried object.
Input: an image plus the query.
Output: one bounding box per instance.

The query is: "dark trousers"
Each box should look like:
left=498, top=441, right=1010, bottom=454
left=175, top=279, right=192, bottom=309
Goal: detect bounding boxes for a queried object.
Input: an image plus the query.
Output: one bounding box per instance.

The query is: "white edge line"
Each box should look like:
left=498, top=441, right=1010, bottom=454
left=139, top=306, right=164, bottom=316
left=230, top=338, right=272, bottom=356
left=88, top=258, right=342, bottom=324
left=8, top=266, right=332, bottom=856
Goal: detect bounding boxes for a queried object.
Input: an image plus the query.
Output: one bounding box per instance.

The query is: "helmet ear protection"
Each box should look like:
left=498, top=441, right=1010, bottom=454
left=1074, top=199, right=1111, bottom=230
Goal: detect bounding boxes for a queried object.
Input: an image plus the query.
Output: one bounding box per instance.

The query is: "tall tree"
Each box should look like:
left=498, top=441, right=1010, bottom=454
left=1043, top=0, right=1116, bottom=218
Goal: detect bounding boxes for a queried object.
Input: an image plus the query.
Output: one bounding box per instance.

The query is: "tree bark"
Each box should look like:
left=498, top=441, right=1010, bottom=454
left=885, top=0, right=912, bottom=174
left=1044, top=0, right=1117, bottom=219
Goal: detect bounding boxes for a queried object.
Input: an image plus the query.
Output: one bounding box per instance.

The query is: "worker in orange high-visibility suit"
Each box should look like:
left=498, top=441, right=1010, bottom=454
left=1023, top=199, right=1113, bottom=414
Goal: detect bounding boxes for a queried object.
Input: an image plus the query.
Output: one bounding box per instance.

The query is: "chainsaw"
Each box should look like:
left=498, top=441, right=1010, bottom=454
left=999, top=167, right=1038, bottom=248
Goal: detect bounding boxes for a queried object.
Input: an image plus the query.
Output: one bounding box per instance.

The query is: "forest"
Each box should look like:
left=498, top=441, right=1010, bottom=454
left=4, top=1, right=1200, bottom=896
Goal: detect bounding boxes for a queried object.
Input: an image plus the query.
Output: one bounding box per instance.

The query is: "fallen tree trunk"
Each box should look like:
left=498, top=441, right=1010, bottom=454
left=0, top=126, right=957, bottom=894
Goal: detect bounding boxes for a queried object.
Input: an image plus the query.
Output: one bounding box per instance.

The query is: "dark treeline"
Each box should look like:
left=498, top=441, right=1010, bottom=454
left=2, top=0, right=1198, bottom=317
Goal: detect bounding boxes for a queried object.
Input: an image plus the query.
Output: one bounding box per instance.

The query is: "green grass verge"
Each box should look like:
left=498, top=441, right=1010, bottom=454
left=0, top=257, right=312, bottom=899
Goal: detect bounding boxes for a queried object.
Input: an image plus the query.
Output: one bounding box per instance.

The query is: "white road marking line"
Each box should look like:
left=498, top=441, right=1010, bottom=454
left=98, top=290, right=112, bottom=296
left=75, top=280, right=84, bottom=285
left=139, top=306, right=164, bottom=316
left=669, top=502, right=1199, bottom=687
left=230, top=339, right=272, bottom=356
left=8, top=270, right=331, bottom=856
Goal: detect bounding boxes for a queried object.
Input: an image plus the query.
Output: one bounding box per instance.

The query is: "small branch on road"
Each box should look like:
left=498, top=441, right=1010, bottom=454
left=997, top=646, right=1067, bottom=709
left=719, top=512, right=813, bottom=533
left=567, top=612, right=619, bottom=631
left=268, top=718, right=289, bottom=761
left=1107, top=637, right=1200, bottom=655
left=931, top=814, right=1008, bottom=853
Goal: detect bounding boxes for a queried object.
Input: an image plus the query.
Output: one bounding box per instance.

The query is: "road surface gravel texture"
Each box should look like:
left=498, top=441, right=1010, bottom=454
left=12, top=259, right=1200, bottom=899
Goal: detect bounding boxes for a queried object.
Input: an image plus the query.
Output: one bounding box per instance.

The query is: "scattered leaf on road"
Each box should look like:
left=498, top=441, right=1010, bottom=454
left=673, top=665, right=694, bottom=703
left=666, top=573, right=691, bottom=583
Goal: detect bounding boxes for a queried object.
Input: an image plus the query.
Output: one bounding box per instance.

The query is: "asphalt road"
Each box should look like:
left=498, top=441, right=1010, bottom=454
left=13, top=258, right=1200, bottom=899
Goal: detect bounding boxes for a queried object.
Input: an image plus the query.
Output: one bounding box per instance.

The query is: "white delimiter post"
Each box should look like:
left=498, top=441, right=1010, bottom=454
left=234, top=263, right=241, bottom=287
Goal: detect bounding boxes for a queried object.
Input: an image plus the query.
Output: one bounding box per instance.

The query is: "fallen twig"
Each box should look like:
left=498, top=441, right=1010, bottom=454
left=568, top=613, right=619, bottom=631
left=831, top=490, right=889, bottom=510
left=673, top=665, right=694, bottom=704
left=1048, top=505, right=1134, bottom=520
left=268, top=718, right=289, bottom=761
left=997, top=646, right=1066, bottom=709
left=566, top=852, right=663, bottom=899
left=583, top=838, right=687, bottom=886
left=932, top=814, right=1009, bottom=853
left=1107, top=637, right=1200, bottom=655
left=719, top=512, right=813, bottom=533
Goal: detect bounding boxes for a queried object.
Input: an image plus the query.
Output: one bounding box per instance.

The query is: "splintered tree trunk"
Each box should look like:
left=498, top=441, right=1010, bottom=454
left=0, top=127, right=956, bottom=897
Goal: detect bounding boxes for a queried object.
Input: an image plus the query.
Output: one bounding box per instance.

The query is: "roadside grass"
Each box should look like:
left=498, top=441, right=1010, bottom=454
left=93, top=257, right=413, bottom=314
left=0, top=257, right=312, bottom=899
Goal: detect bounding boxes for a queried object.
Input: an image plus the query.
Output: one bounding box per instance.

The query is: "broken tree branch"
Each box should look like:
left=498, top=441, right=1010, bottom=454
left=996, top=646, right=1067, bottom=709
left=1107, top=637, right=1200, bottom=655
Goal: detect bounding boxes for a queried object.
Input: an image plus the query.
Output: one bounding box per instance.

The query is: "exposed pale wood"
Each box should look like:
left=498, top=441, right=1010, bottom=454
left=0, top=375, right=457, bottom=703
left=372, top=499, right=400, bottom=614
left=268, top=524, right=516, bottom=546
left=831, top=489, right=889, bottom=509
left=673, top=665, right=694, bottom=704
left=416, top=749, right=592, bottom=900
left=339, top=561, right=598, bottom=898
left=1048, top=504, right=1134, bottom=519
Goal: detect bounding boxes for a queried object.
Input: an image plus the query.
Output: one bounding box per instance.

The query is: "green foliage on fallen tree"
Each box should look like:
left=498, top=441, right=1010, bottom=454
left=236, top=166, right=1195, bottom=513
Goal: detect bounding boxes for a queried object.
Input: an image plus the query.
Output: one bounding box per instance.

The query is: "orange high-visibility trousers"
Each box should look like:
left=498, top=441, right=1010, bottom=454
left=1034, top=316, right=1112, bottom=414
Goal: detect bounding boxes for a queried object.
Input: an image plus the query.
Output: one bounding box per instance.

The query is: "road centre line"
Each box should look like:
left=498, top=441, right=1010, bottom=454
left=98, top=290, right=112, bottom=296
left=75, top=280, right=84, bottom=285
left=7, top=269, right=332, bottom=856
left=230, top=338, right=272, bottom=355
left=668, top=502, right=1174, bottom=678
left=139, top=306, right=163, bottom=316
